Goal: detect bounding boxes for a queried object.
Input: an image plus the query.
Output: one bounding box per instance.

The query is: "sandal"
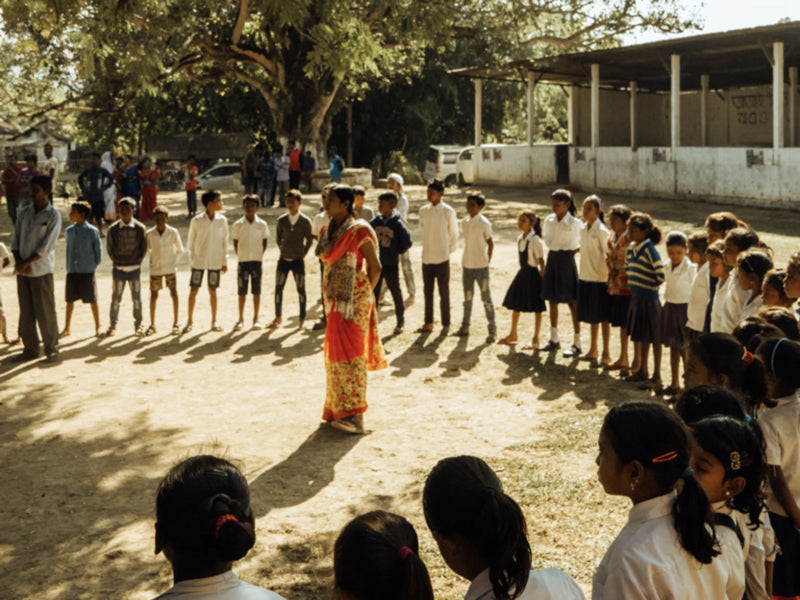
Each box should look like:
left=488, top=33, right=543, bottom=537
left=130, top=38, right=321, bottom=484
left=234, top=321, right=244, bottom=331
left=211, top=324, right=223, bottom=332
left=171, top=324, right=180, bottom=336
left=497, top=335, right=518, bottom=345
left=329, top=416, right=364, bottom=434
left=182, top=323, right=193, bottom=334
left=144, top=325, right=156, bottom=336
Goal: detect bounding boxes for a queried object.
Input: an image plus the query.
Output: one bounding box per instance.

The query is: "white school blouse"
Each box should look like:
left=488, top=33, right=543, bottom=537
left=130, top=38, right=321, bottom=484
left=518, top=232, right=544, bottom=268
left=465, top=567, right=586, bottom=600
left=759, top=390, right=800, bottom=516
left=663, top=256, right=695, bottom=304
left=151, top=571, right=285, bottom=599
left=146, top=225, right=184, bottom=276
left=713, top=502, right=771, bottom=600
left=232, top=215, right=269, bottom=263
left=738, top=294, right=763, bottom=321
left=541, top=212, right=581, bottom=252
left=592, top=491, right=745, bottom=600
left=461, top=213, right=492, bottom=269
left=710, top=275, right=735, bottom=333
left=578, top=220, right=609, bottom=282
left=187, top=212, right=229, bottom=271
left=686, top=262, right=710, bottom=332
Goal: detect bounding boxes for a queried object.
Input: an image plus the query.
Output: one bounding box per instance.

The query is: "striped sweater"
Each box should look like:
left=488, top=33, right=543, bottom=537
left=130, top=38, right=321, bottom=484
left=625, top=239, right=665, bottom=301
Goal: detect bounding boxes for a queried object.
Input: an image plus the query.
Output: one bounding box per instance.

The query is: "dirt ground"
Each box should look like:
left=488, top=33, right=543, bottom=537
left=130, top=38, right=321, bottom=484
left=0, top=184, right=797, bottom=599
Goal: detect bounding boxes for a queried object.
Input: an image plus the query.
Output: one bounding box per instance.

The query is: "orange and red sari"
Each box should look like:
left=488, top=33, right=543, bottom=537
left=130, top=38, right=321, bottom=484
left=318, top=218, right=386, bottom=421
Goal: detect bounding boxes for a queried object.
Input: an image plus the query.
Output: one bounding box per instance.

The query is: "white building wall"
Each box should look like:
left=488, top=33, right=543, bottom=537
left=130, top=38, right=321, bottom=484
left=473, top=144, right=557, bottom=185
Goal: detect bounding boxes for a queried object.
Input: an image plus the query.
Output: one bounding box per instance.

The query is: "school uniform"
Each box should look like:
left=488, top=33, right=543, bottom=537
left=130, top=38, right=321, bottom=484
left=686, top=261, right=710, bottom=338
left=758, top=390, right=800, bottom=597
left=606, top=230, right=632, bottom=328
left=146, top=225, right=184, bottom=292
left=151, top=571, right=285, bottom=599
left=577, top=219, right=610, bottom=324
left=738, top=294, right=763, bottom=322
left=541, top=212, right=581, bottom=303
left=187, top=212, right=229, bottom=289
left=711, top=269, right=749, bottom=333
left=661, top=256, right=695, bottom=349
left=419, top=200, right=459, bottom=327
left=460, top=213, right=496, bottom=334
left=624, top=239, right=665, bottom=344
left=713, top=502, right=771, bottom=600
left=592, top=491, right=745, bottom=600
left=232, top=215, right=269, bottom=296
left=465, top=567, right=585, bottom=600
left=502, top=232, right=546, bottom=313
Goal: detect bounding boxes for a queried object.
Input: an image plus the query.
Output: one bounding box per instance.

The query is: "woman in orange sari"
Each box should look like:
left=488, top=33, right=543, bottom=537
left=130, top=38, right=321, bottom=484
left=317, top=184, right=386, bottom=433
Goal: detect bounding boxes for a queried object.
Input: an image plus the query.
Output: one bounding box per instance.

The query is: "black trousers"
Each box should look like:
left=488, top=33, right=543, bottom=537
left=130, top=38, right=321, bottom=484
left=375, top=264, right=404, bottom=327
left=422, top=261, right=450, bottom=326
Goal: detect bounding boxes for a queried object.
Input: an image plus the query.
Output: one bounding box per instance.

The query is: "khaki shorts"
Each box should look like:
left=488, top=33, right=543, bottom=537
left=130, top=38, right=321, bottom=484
left=150, top=273, right=177, bottom=292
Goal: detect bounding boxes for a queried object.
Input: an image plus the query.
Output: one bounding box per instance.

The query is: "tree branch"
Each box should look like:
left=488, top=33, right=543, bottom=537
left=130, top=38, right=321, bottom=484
left=231, top=0, right=250, bottom=46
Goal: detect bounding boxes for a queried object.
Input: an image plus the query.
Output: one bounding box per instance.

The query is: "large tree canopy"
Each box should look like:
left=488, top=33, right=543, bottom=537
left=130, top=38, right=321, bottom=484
left=1, top=0, right=700, bottom=157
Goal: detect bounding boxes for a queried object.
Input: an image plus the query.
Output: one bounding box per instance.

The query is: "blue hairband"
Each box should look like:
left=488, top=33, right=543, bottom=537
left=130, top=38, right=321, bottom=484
left=681, top=466, right=694, bottom=479
left=772, top=338, right=788, bottom=375
left=744, top=414, right=753, bottom=424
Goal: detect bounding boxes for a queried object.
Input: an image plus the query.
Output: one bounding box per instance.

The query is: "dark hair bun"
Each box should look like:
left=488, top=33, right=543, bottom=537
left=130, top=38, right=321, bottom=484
left=207, top=494, right=256, bottom=561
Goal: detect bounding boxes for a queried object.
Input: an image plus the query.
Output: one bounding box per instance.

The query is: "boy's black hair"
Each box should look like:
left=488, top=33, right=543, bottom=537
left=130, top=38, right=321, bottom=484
left=688, top=333, right=769, bottom=411
left=758, top=307, right=800, bottom=341
left=628, top=212, right=662, bottom=244
left=428, top=179, right=444, bottom=193
left=603, top=401, right=719, bottom=564
left=551, top=188, right=576, bottom=216
left=153, top=205, right=169, bottom=217
left=156, top=455, right=256, bottom=564
left=705, top=212, right=741, bottom=234
left=674, top=385, right=747, bottom=424
left=665, top=231, right=688, bottom=248
left=424, top=456, right=531, bottom=600
left=467, top=193, right=486, bottom=207
left=352, top=185, right=366, bottom=196
left=335, top=511, right=434, bottom=600
left=285, top=189, right=303, bottom=202
left=378, top=191, right=398, bottom=206
left=241, top=194, right=259, bottom=206
left=688, top=231, right=709, bottom=255
left=691, top=416, right=767, bottom=529
left=30, top=174, right=51, bottom=193
left=201, top=190, right=220, bottom=207
left=71, top=200, right=92, bottom=217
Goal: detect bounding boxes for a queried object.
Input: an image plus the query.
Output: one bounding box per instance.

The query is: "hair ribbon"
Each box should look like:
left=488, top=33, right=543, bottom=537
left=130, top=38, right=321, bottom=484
left=214, top=514, right=239, bottom=538
left=742, top=349, right=754, bottom=366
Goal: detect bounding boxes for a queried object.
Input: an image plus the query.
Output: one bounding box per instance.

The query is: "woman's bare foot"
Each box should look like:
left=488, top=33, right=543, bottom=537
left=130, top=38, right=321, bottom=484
left=59, top=329, right=71, bottom=339
left=521, top=338, right=540, bottom=350
left=497, top=335, right=518, bottom=345
left=604, top=359, right=629, bottom=371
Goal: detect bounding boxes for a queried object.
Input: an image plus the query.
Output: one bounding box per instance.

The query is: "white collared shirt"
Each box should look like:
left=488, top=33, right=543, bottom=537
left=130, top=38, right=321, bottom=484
left=759, top=390, right=800, bottom=516
left=151, top=571, right=285, bottom=599
left=461, top=213, right=492, bottom=269
left=711, top=271, right=750, bottom=333
left=713, top=503, right=771, bottom=600
left=542, top=212, right=581, bottom=251
left=146, top=225, right=184, bottom=276
left=579, top=219, right=609, bottom=282
left=232, top=215, right=269, bottom=262
left=710, top=275, right=733, bottom=333
left=518, top=232, right=544, bottom=268
left=311, top=210, right=330, bottom=239
left=396, top=192, right=410, bottom=221
left=592, top=491, right=745, bottom=600
left=465, top=567, right=585, bottom=600
left=686, top=261, right=710, bottom=332
left=187, top=211, right=229, bottom=270
left=419, top=200, right=458, bottom=264
left=739, top=294, right=764, bottom=321
left=664, top=256, right=695, bottom=304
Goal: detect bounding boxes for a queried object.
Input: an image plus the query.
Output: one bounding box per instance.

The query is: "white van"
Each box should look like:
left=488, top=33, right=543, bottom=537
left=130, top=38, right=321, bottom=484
left=423, top=145, right=465, bottom=186
left=455, top=144, right=504, bottom=186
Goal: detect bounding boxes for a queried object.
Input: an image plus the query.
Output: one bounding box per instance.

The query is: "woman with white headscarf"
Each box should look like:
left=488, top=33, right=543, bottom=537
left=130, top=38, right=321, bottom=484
left=101, top=151, right=117, bottom=221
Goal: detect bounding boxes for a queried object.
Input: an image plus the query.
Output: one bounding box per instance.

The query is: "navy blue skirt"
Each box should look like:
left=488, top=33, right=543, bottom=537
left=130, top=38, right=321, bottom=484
left=577, top=280, right=610, bottom=324
left=503, top=266, right=546, bottom=313
left=770, top=512, right=800, bottom=596
left=608, top=294, right=631, bottom=328
left=541, top=250, right=578, bottom=303
left=626, top=295, right=663, bottom=345
left=661, top=302, right=689, bottom=350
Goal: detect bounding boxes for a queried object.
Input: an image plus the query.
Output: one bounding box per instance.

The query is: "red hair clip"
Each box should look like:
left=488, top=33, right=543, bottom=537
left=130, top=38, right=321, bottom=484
left=214, top=514, right=239, bottom=538
left=742, top=349, right=754, bottom=365
left=651, top=451, right=679, bottom=463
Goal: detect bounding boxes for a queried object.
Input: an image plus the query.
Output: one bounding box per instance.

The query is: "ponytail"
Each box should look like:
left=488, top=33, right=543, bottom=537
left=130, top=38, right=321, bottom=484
left=603, top=402, right=719, bottom=564
left=424, top=456, right=532, bottom=600
left=628, top=212, right=662, bottom=244
left=334, top=511, right=434, bottom=600
left=552, top=188, right=576, bottom=216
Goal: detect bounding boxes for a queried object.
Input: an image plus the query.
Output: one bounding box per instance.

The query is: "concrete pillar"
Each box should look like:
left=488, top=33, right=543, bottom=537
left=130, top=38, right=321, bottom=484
left=790, top=66, right=797, bottom=147
left=474, top=78, right=482, bottom=181
left=670, top=54, right=681, bottom=155
left=527, top=72, right=537, bottom=146
left=591, top=63, right=600, bottom=150
left=629, top=81, right=637, bottom=150
left=700, top=74, right=709, bottom=146
left=346, top=103, right=353, bottom=167
left=567, top=85, right=576, bottom=145
left=773, top=42, right=784, bottom=162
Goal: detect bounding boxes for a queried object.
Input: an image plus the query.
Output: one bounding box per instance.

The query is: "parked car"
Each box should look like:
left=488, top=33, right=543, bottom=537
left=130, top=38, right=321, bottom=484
left=456, top=144, right=504, bottom=186
left=423, top=145, right=465, bottom=187
left=196, top=162, right=243, bottom=191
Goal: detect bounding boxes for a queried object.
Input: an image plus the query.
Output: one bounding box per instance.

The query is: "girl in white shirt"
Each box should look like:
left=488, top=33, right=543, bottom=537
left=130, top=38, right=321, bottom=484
left=576, top=195, right=611, bottom=367
left=424, top=455, right=585, bottom=600
left=594, top=401, right=745, bottom=600
left=686, top=232, right=710, bottom=338
left=736, top=249, right=774, bottom=322
left=661, top=231, right=695, bottom=395
left=754, top=337, right=800, bottom=599
left=540, top=189, right=583, bottom=357
left=333, top=510, right=434, bottom=600
left=151, top=455, right=285, bottom=600
left=716, top=228, right=761, bottom=333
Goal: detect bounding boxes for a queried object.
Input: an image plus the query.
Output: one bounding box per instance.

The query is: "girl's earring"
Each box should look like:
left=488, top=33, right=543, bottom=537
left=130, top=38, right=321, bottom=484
left=724, top=490, right=731, bottom=497
left=630, top=479, right=638, bottom=491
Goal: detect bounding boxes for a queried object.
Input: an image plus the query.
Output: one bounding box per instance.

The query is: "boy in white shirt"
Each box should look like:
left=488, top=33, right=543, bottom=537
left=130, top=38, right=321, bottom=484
left=455, top=193, right=496, bottom=342
left=145, top=205, right=184, bottom=335
left=232, top=195, right=269, bottom=330
left=416, top=179, right=458, bottom=334
left=185, top=190, right=228, bottom=333
left=685, top=231, right=709, bottom=337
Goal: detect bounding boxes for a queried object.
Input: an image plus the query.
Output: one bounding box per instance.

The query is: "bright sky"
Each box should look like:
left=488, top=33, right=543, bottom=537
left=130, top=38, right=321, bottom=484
left=627, top=0, right=800, bottom=43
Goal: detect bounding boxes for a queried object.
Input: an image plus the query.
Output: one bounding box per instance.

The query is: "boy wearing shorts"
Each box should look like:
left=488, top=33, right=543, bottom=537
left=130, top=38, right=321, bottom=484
left=61, top=200, right=102, bottom=337
left=186, top=190, right=228, bottom=332
left=232, top=195, right=269, bottom=330
left=106, top=197, right=147, bottom=336
left=146, top=205, right=184, bottom=335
